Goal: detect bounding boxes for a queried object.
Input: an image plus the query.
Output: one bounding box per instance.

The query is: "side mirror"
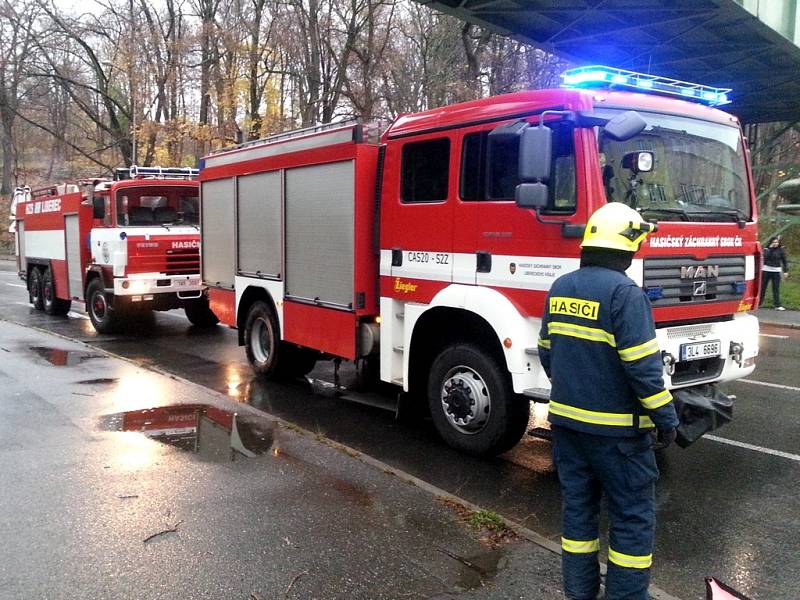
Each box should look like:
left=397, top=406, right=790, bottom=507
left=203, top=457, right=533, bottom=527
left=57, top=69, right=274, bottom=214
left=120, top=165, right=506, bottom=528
left=604, top=110, right=647, bottom=141
left=622, top=151, right=654, bottom=174
left=515, top=182, right=549, bottom=209
left=93, top=196, right=105, bottom=219
left=519, top=125, right=552, bottom=182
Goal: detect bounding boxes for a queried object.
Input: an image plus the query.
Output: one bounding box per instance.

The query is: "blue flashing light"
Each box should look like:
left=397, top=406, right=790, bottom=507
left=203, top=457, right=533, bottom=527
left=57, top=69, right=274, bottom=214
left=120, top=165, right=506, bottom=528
left=645, top=287, right=664, bottom=301
left=733, top=281, right=747, bottom=294
left=561, top=65, right=732, bottom=107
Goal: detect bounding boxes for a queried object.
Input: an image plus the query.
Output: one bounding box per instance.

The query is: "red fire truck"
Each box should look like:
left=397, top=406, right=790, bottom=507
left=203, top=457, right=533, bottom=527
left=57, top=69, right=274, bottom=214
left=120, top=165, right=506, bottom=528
left=15, top=166, right=218, bottom=333
left=199, top=67, right=760, bottom=455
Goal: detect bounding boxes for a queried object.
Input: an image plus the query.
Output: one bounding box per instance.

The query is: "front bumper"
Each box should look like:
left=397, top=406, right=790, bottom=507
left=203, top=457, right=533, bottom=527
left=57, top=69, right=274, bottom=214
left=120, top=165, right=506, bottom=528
left=656, top=312, right=759, bottom=389
left=113, top=274, right=203, bottom=298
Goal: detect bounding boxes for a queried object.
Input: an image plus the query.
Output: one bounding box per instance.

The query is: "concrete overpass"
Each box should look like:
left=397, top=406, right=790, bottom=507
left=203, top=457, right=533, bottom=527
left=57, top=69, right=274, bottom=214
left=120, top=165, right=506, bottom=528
left=419, top=0, right=800, bottom=123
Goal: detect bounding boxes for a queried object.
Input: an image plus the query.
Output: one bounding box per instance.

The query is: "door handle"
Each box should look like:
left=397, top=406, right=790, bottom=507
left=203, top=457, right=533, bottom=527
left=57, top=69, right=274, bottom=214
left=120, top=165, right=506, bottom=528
left=391, top=248, right=403, bottom=267
left=476, top=251, right=492, bottom=273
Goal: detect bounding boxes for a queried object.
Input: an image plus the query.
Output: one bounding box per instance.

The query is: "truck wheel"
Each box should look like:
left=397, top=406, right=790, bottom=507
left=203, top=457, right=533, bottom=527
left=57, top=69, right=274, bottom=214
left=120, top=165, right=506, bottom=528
left=184, top=297, right=219, bottom=328
left=244, top=301, right=286, bottom=379
left=427, top=343, right=529, bottom=456
left=42, top=268, right=72, bottom=316
left=287, top=347, right=318, bottom=378
left=29, top=268, right=44, bottom=310
left=86, top=278, right=118, bottom=334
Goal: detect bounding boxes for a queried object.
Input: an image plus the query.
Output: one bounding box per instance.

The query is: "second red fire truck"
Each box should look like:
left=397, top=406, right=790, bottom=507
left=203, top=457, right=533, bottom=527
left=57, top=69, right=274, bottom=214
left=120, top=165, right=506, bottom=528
left=15, top=166, right=217, bottom=333
left=199, top=67, right=761, bottom=456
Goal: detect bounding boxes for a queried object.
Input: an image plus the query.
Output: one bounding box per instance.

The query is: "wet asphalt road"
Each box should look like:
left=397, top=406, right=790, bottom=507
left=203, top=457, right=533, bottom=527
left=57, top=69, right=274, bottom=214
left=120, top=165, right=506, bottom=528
left=1, top=266, right=798, bottom=600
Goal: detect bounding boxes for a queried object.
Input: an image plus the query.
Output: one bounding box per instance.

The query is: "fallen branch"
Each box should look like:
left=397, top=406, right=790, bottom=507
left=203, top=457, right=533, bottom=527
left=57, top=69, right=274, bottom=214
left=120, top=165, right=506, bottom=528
left=436, top=547, right=486, bottom=577
left=143, top=520, right=183, bottom=544
left=284, top=571, right=308, bottom=598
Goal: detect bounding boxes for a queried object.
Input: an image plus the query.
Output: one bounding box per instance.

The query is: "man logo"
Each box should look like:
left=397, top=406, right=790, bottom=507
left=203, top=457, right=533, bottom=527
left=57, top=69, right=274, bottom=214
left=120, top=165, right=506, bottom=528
left=681, top=265, right=719, bottom=279
left=509, top=262, right=516, bottom=275
left=694, top=280, right=707, bottom=296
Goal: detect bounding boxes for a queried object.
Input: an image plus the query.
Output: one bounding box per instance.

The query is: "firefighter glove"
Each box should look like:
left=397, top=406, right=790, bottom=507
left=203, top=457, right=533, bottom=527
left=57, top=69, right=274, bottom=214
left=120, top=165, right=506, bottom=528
left=655, top=427, right=677, bottom=449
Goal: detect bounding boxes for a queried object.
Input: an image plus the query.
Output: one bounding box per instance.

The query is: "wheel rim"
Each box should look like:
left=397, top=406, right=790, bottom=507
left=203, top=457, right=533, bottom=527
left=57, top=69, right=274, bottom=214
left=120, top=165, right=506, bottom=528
left=31, top=274, right=41, bottom=303
left=91, top=292, right=107, bottom=321
left=250, top=317, right=272, bottom=364
left=440, top=365, right=491, bottom=434
left=43, top=277, right=53, bottom=305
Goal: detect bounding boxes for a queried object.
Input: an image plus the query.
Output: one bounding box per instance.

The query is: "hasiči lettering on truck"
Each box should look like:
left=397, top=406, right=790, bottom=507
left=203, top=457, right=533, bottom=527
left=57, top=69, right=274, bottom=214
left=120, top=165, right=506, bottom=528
left=199, top=66, right=760, bottom=456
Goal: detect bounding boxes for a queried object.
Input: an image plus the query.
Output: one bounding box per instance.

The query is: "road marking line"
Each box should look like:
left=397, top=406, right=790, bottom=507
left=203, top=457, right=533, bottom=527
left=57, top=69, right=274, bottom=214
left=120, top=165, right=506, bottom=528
left=737, top=378, right=800, bottom=392
left=14, top=302, right=31, bottom=307
left=705, top=435, right=800, bottom=463
left=3, top=283, right=25, bottom=288
left=67, top=311, right=89, bottom=320
left=759, top=333, right=788, bottom=339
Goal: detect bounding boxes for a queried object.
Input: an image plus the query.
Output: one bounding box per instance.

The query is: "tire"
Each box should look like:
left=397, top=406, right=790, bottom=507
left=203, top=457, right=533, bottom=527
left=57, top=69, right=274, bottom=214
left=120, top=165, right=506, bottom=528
left=244, top=301, right=287, bottom=379
left=427, top=343, right=530, bottom=456
left=184, top=297, right=219, bottom=328
left=86, top=278, right=119, bottom=334
left=29, top=268, right=44, bottom=310
left=42, top=267, right=72, bottom=316
left=287, top=347, right=318, bottom=378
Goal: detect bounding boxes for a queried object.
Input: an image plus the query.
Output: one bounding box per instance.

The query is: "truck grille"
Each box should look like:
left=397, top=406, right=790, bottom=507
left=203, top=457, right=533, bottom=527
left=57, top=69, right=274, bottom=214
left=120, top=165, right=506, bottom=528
left=165, top=248, right=200, bottom=275
left=643, top=255, right=746, bottom=308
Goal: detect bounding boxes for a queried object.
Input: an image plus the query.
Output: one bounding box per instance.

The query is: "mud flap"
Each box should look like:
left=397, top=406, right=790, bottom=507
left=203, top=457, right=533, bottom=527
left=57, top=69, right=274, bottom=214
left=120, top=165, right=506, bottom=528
left=672, top=384, right=734, bottom=448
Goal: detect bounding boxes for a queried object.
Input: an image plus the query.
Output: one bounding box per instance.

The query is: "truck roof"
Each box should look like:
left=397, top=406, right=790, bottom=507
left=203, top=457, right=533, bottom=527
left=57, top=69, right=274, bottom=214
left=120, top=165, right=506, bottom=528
left=384, top=88, right=739, bottom=140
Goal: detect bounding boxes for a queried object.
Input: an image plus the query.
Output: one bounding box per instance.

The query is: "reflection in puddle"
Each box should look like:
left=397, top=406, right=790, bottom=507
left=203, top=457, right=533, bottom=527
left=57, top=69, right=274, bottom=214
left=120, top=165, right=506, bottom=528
left=100, top=404, right=274, bottom=463
left=29, top=346, right=103, bottom=366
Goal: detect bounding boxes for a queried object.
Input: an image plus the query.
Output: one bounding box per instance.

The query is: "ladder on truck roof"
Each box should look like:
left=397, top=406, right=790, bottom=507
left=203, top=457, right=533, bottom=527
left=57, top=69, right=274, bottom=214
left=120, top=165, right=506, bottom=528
left=201, top=118, right=386, bottom=169
left=114, top=165, right=199, bottom=181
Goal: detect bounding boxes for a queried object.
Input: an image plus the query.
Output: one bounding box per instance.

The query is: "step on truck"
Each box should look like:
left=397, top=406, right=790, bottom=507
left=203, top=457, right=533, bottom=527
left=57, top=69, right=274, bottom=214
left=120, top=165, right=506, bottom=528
left=199, top=66, right=760, bottom=456
left=15, top=166, right=218, bottom=333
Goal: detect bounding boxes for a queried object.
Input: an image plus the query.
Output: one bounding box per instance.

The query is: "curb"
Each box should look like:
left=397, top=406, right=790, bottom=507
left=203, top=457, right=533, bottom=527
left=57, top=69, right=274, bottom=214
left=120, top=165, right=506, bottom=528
left=0, top=316, right=682, bottom=600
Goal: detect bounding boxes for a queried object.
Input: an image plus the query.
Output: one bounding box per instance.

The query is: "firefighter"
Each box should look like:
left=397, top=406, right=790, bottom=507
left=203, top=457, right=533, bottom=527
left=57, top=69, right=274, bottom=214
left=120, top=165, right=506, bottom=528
left=538, top=202, right=679, bottom=600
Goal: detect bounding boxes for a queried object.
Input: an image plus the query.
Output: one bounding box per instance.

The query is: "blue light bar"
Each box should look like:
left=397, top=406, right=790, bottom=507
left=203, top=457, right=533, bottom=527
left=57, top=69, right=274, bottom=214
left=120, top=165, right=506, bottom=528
left=561, top=65, right=732, bottom=107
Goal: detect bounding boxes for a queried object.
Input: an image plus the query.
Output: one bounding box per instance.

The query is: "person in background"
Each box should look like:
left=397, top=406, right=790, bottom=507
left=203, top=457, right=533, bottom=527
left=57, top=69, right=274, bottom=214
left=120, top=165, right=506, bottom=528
left=760, top=235, right=789, bottom=310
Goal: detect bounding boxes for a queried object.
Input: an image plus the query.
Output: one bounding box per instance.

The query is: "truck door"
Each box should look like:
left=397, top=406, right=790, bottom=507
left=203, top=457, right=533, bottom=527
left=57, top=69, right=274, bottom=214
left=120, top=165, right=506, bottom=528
left=64, top=214, right=82, bottom=299
left=458, top=120, right=582, bottom=309
left=385, top=135, right=456, bottom=294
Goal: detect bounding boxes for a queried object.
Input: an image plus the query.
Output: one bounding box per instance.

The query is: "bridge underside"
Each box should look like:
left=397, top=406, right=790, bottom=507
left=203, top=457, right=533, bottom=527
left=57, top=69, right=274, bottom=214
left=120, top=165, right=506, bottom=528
left=420, top=0, right=800, bottom=123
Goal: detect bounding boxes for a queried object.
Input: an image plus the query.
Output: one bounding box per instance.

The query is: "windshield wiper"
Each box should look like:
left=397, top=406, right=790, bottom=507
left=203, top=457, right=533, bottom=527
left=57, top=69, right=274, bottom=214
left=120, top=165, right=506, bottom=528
left=636, top=207, right=690, bottom=221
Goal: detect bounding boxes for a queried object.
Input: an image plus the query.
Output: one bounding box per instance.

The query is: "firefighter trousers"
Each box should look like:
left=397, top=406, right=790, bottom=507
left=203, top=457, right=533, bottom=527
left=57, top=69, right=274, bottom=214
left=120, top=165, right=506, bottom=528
left=552, top=425, right=658, bottom=600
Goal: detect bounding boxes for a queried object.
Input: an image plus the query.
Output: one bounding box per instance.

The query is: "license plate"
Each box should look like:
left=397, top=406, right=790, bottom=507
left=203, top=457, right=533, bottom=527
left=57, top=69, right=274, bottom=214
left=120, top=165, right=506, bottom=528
left=680, top=340, right=721, bottom=361
left=176, top=279, right=186, bottom=286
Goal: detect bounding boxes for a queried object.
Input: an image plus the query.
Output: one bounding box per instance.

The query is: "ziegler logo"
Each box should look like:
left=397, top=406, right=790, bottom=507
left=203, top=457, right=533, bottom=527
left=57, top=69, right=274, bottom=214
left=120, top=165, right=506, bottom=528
left=172, top=240, right=199, bottom=249
left=393, top=278, right=418, bottom=294
left=680, top=265, right=719, bottom=279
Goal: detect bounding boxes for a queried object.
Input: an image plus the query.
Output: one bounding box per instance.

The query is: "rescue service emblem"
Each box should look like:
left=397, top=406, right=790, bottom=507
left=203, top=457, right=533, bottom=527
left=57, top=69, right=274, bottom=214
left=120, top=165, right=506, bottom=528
left=509, top=262, right=516, bottom=275
left=549, top=296, right=600, bottom=320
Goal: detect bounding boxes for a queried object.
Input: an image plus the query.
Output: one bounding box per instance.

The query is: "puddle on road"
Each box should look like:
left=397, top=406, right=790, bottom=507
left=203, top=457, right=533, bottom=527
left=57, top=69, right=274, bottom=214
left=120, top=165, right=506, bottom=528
left=29, top=346, right=103, bottom=367
left=99, top=404, right=275, bottom=463
left=451, top=547, right=507, bottom=591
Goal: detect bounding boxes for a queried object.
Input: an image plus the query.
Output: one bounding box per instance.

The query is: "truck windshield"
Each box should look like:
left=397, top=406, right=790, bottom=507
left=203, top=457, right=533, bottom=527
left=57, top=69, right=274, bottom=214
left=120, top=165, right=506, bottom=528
left=596, top=111, right=751, bottom=222
left=116, top=190, right=199, bottom=226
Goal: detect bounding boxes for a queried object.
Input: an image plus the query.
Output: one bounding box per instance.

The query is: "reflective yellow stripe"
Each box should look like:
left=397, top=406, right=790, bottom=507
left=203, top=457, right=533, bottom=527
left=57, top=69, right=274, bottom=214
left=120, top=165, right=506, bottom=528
left=608, top=548, right=652, bottom=569
left=548, top=321, right=616, bottom=347
left=640, top=389, right=672, bottom=410
left=538, top=338, right=551, bottom=349
left=618, top=338, right=660, bottom=362
left=561, top=537, right=599, bottom=554
left=549, top=400, right=633, bottom=427
left=639, top=415, right=655, bottom=428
